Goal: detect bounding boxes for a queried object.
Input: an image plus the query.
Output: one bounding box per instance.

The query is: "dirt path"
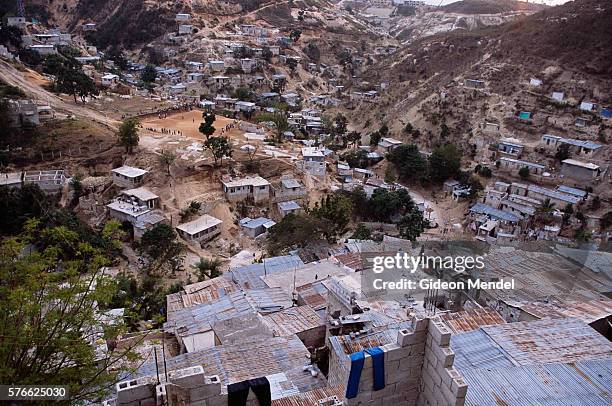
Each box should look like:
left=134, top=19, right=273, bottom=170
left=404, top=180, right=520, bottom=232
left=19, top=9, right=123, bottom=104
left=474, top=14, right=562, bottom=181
left=0, top=60, right=120, bottom=130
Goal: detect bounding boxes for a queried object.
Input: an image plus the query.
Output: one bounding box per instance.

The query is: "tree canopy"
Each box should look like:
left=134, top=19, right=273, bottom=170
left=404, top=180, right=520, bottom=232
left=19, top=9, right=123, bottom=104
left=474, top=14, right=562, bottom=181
left=205, top=136, right=233, bottom=166
left=428, top=144, right=461, bottom=182
left=117, top=118, right=140, bottom=154
left=387, top=144, right=427, bottom=181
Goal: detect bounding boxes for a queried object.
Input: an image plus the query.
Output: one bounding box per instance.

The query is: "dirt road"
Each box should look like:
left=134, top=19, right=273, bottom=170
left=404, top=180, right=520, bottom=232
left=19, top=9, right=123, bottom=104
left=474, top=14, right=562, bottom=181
left=0, top=59, right=120, bottom=130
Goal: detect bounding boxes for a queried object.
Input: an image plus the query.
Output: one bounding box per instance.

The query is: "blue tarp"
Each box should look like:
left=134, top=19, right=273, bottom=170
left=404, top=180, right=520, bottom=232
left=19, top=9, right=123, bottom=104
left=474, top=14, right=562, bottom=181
left=602, top=108, right=612, bottom=118
left=345, top=351, right=365, bottom=399
left=365, top=347, right=386, bottom=391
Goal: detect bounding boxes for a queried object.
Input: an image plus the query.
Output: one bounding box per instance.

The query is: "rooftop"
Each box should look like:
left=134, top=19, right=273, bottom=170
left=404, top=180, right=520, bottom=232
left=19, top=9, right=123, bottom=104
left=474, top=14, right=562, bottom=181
left=176, top=214, right=223, bottom=235
left=111, top=165, right=148, bottom=178
left=263, top=305, right=323, bottom=337
left=470, top=203, right=521, bottom=222
left=222, top=176, right=270, bottom=188
left=278, top=201, right=301, bottom=211
left=439, top=307, right=506, bottom=334
left=122, top=187, right=158, bottom=202
left=562, top=159, right=600, bottom=170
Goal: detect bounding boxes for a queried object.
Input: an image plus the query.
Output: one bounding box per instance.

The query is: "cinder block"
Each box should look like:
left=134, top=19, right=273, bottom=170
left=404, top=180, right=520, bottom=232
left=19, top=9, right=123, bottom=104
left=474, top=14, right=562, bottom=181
left=442, top=367, right=462, bottom=389
left=370, top=383, right=397, bottom=400
left=116, top=377, right=155, bottom=404
left=432, top=345, right=455, bottom=368
left=429, top=322, right=451, bottom=347
left=399, top=355, right=424, bottom=372
left=205, top=394, right=228, bottom=406
left=168, top=365, right=206, bottom=389
left=412, top=317, right=429, bottom=332
left=140, top=398, right=156, bottom=406
left=451, top=378, right=468, bottom=398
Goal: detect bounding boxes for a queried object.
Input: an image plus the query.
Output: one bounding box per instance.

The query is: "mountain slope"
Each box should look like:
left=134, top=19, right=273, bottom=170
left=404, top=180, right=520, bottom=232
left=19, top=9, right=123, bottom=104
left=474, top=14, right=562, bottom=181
left=441, top=0, right=547, bottom=14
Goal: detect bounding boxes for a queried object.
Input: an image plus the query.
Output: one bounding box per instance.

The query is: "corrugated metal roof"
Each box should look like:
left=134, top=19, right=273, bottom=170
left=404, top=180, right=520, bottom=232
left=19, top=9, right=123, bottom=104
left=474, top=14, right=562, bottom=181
left=463, top=359, right=612, bottom=406
left=263, top=306, right=323, bottom=337
left=272, top=386, right=344, bottom=406
left=439, top=307, right=506, bottom=334
left=136, top=335, right=326, bottom=396
left=228, top=255, right=304, bottom=289
left=481, top=318, right=612, bottom=366
left=451, top=329, right=516, bottom=371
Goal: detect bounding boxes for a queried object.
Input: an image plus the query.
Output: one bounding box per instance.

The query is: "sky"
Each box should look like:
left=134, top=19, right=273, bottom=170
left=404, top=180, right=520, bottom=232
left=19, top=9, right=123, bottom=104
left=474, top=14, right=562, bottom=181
left=422, top=0, right=572, bottom=5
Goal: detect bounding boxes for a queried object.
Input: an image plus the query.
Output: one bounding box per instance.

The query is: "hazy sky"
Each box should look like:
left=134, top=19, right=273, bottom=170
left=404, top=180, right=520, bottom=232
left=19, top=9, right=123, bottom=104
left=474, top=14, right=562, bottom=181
left=422, top=0, right=572, bottom=5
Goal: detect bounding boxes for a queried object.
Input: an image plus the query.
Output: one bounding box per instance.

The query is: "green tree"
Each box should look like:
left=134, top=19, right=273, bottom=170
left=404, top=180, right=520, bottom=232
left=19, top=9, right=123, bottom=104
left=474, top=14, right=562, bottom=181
left=387, top=144, right=427, bottom=181
left=56, top=68, right=98, bottom=103
left=0, top=220, right=134, bottom=402
left=205, top=136, right=233, bottom=166
left=117, top=118, right=140, bottom=154
left=310, top=194, right=353, bottom=240
left=286, top=58, right=298, bottom=73
left=199, top=112, right=216, bottom=140
left=158, top=149, right=176, bottom=175
left=555, top=143, right=570, bottom=162
left=518, top=166, right=530, bottom=180
left=256, top=111, right=288, bottom=143
left=141, top=64, right=157, bottom=83
left=261, top=46, right=273, bottom=62
left=397, top=208, right=429, bottom=241
left=193, top=257, right=222, bottom=281
left=289, top=29, right=302, bottom=42
left=141, top=224, right=185, bottom=277
left=267, top=213, right=326, bottom=255
left=351, top=223, right=372, bottom=240
left=341, top=149, right=368, bottom=169
left=347, top=131, right=361, bottom=147
left=428, top=144, right=461, bottom=182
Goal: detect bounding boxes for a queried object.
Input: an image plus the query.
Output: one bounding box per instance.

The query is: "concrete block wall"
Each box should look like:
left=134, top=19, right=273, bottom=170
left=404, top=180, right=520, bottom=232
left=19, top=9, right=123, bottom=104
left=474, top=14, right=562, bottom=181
left=341, top=317, right=428, bottom=406
left=416, top=319, right=467, bottom=406
left=116, top=366, right=223, bottom=406
left=338, top=316, right=467, bottom=406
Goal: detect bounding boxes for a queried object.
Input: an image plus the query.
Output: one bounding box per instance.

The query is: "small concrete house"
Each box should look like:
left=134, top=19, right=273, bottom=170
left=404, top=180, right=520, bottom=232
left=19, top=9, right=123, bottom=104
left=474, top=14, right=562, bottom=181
left=278, top=200, right=302, bottom=218
left=101, top=73, right=119, bottom=87
left=176, top=214, right=222, bottom=243
left=111, top=166, right=148, bottom=188
left=377, top=137, right=403, bottom=153
left=561, top=159, right=601, bottom=181
left=498, top=139, right=524, bottom=157
left=239, top=217, right=275, bottom=238
left=499, top=157, right=546, bottom=176
left=221, top=176, right=270, bottom=204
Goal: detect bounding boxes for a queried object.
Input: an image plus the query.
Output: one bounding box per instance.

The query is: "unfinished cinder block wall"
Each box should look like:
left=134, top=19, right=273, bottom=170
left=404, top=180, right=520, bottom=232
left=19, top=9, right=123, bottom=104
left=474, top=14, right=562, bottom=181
left=416, top=318, right=467, bottom=406
left=115, top=366, right=224, bottom=406
left=335, top=316, right=467, bottom=406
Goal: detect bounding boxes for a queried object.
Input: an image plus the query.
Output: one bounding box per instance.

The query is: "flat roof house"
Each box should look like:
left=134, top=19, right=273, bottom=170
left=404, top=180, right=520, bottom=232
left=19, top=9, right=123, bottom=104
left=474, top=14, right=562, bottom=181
left=221, top=176, right=270, bottom=204
left=176, top=214, right=222, bottom=243
left=300, top=147, right=326, bottom=177
left=497, top=138, right=524, bottom=157
left=111, top=166, right=148, bottom=189
left=377, top=137, right=402, bottom=152
left=272, top=178, right=307, bottom=202
left=239, top=217, right=276, bottom=238
left=499, top=157, right=546, bottom=176
left=107, top=187, right=164, bottom=240
left=561, top=159, right=601, bottom=181
left=277, top=200, right=302, bottom=218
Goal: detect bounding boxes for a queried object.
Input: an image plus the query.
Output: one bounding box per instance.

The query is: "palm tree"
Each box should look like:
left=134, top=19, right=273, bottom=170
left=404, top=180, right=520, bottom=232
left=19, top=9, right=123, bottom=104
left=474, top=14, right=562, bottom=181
left=537, top=198, right=555, bottom=216
left=192, top=258, right=222, bottom=281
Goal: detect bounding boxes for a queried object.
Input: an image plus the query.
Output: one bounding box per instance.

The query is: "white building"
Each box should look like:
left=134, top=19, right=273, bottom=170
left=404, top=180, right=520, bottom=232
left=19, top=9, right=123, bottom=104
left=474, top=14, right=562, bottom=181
left=208, top=60, right=225, bottom=72
left=277, top=200, right=302, bottom=218
left=221, top=176, right=270, bottom=204
left=111, top=166, right=148, bottom=189
left=377, top=137, right=402, bottom=152
left=300, top=147, right=326, bottom=177
left=101, top=73, right=119, bottom=87
left=239, top=217, right=275, bottom=238
left=7, top=16, right=26, bottom=28
left=176, top=13, right=191, bottom=22
left=176, top=214, right=222, bottom=243
left=29, top=44, right=57, bottom=55
left=178, top=25, right=195, bottom=36
left=107, top=187, right=164, bottom=240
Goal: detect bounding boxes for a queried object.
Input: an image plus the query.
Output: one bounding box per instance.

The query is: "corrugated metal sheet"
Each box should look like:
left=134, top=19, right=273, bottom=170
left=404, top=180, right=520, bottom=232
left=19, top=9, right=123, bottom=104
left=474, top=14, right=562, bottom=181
left=136, top=335, right=326, bottom=395
left=451, top=329, right=516, bottom=371
left=481, top=318, right=612, bottom=366
left=439, top=307, right=506, bottom=334
left=463, top=359, right=612, bottom=406
left=229, top=255, right=304, bottom=289
left=272, top=386, right=344, bottom=406
left=263, top=306, right=323, bottom=337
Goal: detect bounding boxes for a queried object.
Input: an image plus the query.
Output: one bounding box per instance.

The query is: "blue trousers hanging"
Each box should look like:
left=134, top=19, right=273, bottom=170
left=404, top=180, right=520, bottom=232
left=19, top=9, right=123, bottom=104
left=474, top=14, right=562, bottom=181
left=365, top=347, right=385, bottom=391
left=345, top=351, right=365, bottom=399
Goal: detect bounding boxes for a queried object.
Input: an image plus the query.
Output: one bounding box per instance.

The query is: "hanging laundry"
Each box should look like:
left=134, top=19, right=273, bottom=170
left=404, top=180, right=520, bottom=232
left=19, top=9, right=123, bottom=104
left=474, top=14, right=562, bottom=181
left=248, top=377, right=272, bottom=406
left=365, top=347, right=386, bottom=391
left=345, top=351, right=365, bottom=399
